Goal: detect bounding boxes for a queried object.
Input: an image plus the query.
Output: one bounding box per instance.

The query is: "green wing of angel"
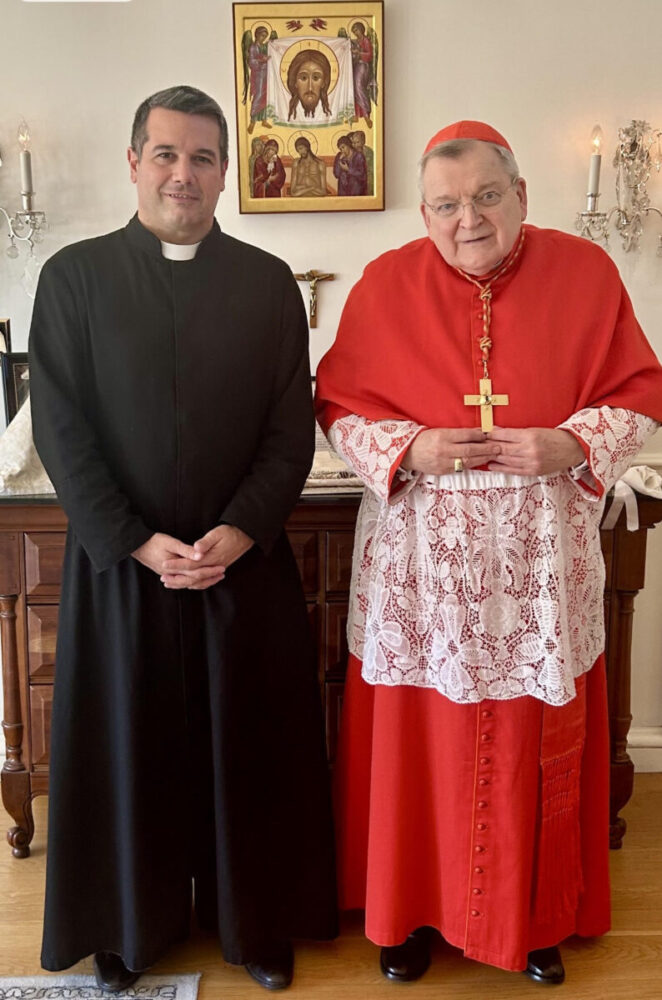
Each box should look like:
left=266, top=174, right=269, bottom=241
left=241, top=30, right=253, bottom=104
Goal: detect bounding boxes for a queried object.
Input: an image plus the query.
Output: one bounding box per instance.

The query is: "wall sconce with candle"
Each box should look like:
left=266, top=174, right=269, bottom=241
left=0, top=120, right=47, bottom=260
left=576, top=120, right=662, bottom=256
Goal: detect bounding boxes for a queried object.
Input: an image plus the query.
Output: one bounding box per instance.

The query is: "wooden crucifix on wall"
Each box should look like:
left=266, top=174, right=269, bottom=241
left=293, top=269, right=335, bottom=328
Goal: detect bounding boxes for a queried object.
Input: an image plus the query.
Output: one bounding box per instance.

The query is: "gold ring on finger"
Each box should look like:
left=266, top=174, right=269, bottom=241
left=454, top=458, right=463, bottom=473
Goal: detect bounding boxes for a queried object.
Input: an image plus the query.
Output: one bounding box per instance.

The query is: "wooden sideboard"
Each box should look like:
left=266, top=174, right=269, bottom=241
left=1, top=492, right=661, bottom=858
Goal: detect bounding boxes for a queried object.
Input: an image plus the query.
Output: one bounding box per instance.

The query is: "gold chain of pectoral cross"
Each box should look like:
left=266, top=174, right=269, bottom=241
left=455, top=229, right=526, bottom=431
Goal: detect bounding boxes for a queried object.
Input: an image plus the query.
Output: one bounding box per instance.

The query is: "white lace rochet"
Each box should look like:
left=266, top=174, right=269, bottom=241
left=327, top=407, right=658, bottom=706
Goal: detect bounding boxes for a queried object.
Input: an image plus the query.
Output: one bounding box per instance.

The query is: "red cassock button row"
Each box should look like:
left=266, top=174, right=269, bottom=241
left=472, top=708, right=494, bottom=910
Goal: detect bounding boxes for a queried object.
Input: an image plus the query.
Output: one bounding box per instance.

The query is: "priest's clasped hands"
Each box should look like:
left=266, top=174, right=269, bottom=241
left=131, top=524, right=255, bottom=590
left=401, top=426, right=585, bottom=477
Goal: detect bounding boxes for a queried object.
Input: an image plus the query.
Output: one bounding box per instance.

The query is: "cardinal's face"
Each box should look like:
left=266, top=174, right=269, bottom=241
left=420, top=143, right=527, bottom=276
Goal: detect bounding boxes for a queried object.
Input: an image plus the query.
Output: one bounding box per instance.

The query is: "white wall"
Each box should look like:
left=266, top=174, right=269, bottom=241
left=2, top=0, right=662, bottom=766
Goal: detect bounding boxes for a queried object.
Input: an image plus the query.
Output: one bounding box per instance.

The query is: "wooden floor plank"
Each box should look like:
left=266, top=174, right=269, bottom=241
left=1, top=774, right=661, bottom=997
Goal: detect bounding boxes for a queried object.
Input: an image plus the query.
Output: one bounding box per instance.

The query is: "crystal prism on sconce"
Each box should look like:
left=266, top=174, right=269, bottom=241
left=576, top=120, right=662, bottom=256
left=1, top=120, right=48, bottom=260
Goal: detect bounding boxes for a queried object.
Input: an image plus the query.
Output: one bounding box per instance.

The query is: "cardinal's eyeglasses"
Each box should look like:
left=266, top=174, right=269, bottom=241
left=424, top=178, right=519, bottom=220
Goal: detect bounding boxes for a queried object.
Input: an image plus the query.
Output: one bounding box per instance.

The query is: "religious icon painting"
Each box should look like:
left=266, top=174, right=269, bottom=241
left=1, top=352, right=29, bottom=424
left=232, top=1, right=384, bottom=213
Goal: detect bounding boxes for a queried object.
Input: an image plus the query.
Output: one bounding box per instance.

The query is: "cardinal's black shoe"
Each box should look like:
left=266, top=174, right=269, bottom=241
left=379, top=927, right=432, bottom=983
left=524, top=946, right=565, bottom=985
left=93, top=952, right=141, bottom=992
left=245, top=941, right=294, bottom=991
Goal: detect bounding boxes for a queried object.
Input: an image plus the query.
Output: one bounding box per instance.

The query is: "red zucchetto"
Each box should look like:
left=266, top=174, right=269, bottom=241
left=423, top=120, right=512, bottom=155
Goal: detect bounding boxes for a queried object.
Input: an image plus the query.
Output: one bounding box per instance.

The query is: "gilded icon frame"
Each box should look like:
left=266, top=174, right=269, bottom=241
left=0, top=319, right=12, bottom=354
left=232, top=1, right=384, bottom=213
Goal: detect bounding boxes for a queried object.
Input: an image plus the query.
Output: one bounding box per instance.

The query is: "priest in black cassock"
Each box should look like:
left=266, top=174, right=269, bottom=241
left=29, top=85, right=338, bottom=993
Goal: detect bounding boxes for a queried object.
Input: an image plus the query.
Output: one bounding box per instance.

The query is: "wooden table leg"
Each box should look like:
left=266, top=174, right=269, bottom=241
left=609, top=589, right=636, bottom=849
left=605, top=516, right=651, bottom=850
left=0, top=593, right=34, bottom=858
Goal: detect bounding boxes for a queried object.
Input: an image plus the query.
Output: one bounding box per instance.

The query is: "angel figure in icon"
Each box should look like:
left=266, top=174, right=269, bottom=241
left=242, top=25, right=274, bottom=134
left=349, top=21, right=379, bottom=129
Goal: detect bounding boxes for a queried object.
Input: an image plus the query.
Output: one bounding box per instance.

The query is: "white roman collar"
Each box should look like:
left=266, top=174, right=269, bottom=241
left=160, top=241, right=201, bottom=261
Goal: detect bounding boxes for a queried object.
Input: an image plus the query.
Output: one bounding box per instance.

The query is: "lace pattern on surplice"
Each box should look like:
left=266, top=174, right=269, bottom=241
left=327, top=408, right=657, bottom=705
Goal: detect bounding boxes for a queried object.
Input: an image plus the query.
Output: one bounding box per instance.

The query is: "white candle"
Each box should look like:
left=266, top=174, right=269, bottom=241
left=586, top=124, right=603, bottom=211
left=20, top=149, right=33, bottom=194
left=587, top=153, right=601, bottom=196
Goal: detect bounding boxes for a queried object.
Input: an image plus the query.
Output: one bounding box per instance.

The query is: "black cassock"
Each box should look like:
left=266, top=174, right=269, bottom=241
left=29, top=216, right=338, bottom=971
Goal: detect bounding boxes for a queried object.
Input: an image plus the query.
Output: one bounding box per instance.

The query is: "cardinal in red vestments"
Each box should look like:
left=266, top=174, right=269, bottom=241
left=315, top=120, right=662, bottom=985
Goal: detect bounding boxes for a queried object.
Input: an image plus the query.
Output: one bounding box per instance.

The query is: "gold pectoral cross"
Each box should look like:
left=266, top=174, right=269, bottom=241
left=464, top=378, right=509, bottom=432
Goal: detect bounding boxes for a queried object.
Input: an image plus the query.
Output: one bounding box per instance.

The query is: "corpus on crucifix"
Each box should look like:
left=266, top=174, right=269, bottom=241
left=293, top=269, right=335, bottom=327
left=464, top=377, right=509, bottom=432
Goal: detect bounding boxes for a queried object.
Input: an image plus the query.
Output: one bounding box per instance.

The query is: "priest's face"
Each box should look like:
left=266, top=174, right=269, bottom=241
left=420, top=144, right=527, bottom=275
left=128, top=107, right=228, bottom=244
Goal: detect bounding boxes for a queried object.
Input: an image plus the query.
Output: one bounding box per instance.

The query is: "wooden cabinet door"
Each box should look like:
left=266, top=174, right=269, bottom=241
left=288, top=530, right=319, bottom=596
left=27, top=606, right=58, bottom=681
left=24, top=533, right=66, bottom=597
left=326, top=531, right=354, bottom=593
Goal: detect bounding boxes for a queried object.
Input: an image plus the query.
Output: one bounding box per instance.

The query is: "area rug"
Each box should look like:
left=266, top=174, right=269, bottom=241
left=0, top=974, right=201, bottom=1000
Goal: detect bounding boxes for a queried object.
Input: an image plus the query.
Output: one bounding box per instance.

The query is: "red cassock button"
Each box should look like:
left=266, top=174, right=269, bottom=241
left=471, top=909, right=481, bottom=917
left=478, top=778, right=489, bottom=786
left=474, top=845, right=485, bottom=854
left=477, top=801, right=488, bottom=809
left=481, top=709, right=493, bottom=719
left=480, top=757, right=491, bottom=765
left=480, top=733, right=491, bottom=742
left=472, top=888, right=482, bottom=895
left=476, top=823, right=487, bottom=831
left=474, top=866, right=484, bottom=874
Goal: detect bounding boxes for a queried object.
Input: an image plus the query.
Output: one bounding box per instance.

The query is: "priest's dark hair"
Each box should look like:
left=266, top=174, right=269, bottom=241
left=130, top=85, right=229, bottom=163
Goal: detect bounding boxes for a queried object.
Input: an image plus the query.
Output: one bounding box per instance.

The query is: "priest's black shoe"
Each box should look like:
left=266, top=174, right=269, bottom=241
left=380, top=927, right=432, bottom=983
left=93, top=952, right=141, bottom=992
left=524, top=946, right=565, bottom=985
left=245, top=941, right=294, bottom=991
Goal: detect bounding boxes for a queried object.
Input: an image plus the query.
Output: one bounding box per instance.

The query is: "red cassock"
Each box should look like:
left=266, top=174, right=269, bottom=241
left=315, top=225, right=662, bottom=971
left=337, top=655, right=608, bottom=970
